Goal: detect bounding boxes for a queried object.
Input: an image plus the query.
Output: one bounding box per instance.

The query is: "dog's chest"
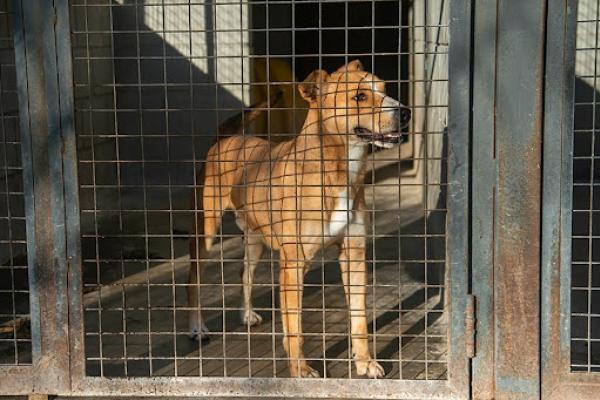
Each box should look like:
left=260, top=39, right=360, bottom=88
left=327, top=144, right=366, bottom=237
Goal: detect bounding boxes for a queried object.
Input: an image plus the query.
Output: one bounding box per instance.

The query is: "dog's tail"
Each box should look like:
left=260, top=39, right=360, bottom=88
left=217, top=90, right=283, bottom=136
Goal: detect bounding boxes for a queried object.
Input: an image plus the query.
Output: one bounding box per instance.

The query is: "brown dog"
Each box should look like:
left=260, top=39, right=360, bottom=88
left=188, top=60, right=411, bottom=378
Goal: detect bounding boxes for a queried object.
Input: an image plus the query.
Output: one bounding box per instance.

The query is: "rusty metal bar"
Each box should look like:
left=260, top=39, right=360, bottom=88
left=493, top=0, right=547, bottom=398
left=470, top=0, right=497, bottom=397
left=542, top=0, right=600, bottom=398
left=11, top=0, right=74, bottom=395
left=52, top=0, right=84, bottom=387
left=446, top=0, right=472, bottom=397
left=464, top=295, right=475, bottom=359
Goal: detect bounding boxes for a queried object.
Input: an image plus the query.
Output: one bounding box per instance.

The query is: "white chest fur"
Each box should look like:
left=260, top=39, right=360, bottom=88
left=327, top=143, right=367, bottom=237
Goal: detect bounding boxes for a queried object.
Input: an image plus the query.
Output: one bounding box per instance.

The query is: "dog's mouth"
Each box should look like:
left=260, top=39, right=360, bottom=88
left=354, top=127, right=403, bottom=149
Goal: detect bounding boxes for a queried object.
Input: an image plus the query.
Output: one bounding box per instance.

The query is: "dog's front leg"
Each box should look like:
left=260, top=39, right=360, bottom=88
left=279, top=251, right=319, bottom=378
left=339, top=212, right=385, bottom=378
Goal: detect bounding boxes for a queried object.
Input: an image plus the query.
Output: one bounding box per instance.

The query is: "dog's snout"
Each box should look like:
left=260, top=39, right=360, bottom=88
left=400, top=107, right=411, bottom=124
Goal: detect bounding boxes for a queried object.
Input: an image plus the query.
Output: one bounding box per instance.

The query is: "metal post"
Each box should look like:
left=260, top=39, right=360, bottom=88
left=0, top=0, right=34, bottom=394
left=472, top=0, right=548, bottom=399
left=542, top=0, right=600, bottom=399
left=471, top=0, right=498, bottom=397
left=447, top=0, right=472, bottom=398
left=495, top=0, right=546, bottom=399
left=12, top=0, right=75, bottom=394
left=541, top=0, right=577, bottom=398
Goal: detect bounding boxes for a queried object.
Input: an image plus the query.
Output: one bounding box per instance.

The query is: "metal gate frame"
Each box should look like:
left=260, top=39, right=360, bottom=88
left=0, top=0, right=34, bottom=393
left=471, top=0, right=548, bottom=395
left=6, top=0, right=600, bottom=399
left=469, top=0, right=600, bottom=399
left=8, top=0, right=600, bottom=399
left=1, top=0, right=76, bottom=395
left=469, top=0, right=563, bottom=399
left=542, top=0, right=600, bottom=399
left=1, top=0, right=472, bottom=398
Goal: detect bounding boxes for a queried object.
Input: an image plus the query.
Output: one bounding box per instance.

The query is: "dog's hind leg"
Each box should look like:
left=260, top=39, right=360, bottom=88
left=240, top=230, right=264, bottom=326
left=188, top=235, right=209, bottom=340
left=187, top=171, right=226, bottom=341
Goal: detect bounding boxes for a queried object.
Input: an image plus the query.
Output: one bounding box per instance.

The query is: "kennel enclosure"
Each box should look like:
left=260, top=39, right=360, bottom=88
left=0, top=0, right=598, bottom=399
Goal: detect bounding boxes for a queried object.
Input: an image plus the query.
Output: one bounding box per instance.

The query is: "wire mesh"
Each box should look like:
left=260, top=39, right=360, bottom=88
left=0, top=0, right=31, bottom=366
left=572, top=0, right=600, bottom=374
left=71, top=0, right=449, bottom=380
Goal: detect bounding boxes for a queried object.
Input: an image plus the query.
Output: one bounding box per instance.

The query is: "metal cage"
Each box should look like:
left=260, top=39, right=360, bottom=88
left=71, top=0, right=450, bottom=382
left=0, top=0, right=31, bottom=369
left=0, top=0, right=470, bottom=398
left=542, top=1, right=600, bottom=398
left=3, top=0, right=600, bottom=399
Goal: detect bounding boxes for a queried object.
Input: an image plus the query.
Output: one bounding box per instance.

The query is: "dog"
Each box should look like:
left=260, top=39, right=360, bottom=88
left=188, top=59, right=411, bottom=378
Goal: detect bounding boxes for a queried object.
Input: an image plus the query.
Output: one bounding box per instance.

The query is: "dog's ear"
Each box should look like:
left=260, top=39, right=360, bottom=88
left=299, top=69, right=329, bottom=102
left=336, top=59, right=363, bottom=73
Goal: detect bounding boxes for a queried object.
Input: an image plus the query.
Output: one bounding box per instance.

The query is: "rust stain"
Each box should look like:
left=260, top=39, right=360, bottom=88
left=495, top=134, right=541, bottom=382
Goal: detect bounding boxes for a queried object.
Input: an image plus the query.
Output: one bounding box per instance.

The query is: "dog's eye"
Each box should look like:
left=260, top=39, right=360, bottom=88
left=352, top=93, right=367, bottom=102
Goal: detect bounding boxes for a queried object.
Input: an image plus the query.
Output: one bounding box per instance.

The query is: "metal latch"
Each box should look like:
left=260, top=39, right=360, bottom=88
left=465, top=295, right=476, bottom=358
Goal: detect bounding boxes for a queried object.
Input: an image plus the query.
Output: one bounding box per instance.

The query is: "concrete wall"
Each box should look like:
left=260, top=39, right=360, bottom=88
left=408, top=0, right=448, bottom=282
left=140, top=0, right=251, bottom=103
left=411, top=0, right=448, bottom=214
left=576, top=0, right=598, bottom=89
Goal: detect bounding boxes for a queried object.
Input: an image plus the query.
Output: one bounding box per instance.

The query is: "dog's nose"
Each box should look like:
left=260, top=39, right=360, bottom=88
left=400, top=107, right=411, bottom=123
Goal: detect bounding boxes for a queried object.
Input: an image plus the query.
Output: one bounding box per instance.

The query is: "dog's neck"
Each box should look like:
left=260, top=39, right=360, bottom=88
left=298, top=106, right=369, bottom=185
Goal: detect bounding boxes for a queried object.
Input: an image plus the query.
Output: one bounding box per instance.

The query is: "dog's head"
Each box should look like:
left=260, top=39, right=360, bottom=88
left=299, top=60, right=411, bottom=148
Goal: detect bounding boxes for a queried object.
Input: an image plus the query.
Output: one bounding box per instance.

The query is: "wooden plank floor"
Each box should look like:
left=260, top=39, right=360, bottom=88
left=82, top=176, right=448, bottom=380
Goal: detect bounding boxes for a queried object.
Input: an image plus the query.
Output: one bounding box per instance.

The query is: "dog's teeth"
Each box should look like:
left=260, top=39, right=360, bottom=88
left=373, top=140, right=394, bottom=149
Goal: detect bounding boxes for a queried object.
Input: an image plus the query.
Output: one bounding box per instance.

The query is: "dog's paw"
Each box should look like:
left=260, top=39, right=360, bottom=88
left=290, top=362, right=320, bottom=378
left=241, top=309, right=263, bottom=327
left=355, top=359, right=385, bottom=379
left=189, top=323, right=210, bottom=342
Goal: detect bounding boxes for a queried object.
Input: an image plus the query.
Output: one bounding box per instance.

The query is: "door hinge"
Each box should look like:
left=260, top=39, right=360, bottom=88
left=465, top=294, right=476, bottom=358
